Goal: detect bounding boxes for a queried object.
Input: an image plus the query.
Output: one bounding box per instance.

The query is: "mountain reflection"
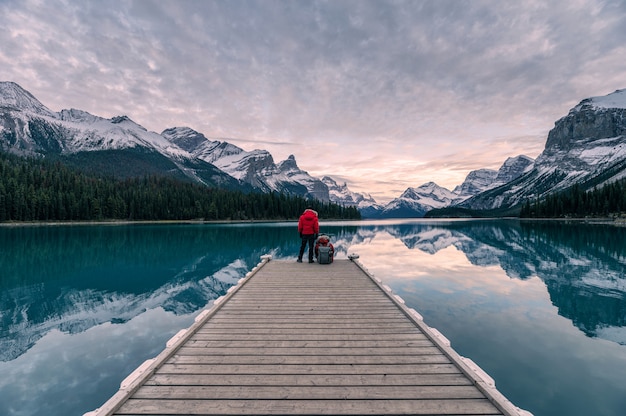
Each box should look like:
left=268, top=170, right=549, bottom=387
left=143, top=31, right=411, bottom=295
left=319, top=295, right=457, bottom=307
left=0, top=224, right=302, bottom=361
left=330, top=220, right=626, bottom=344
left=2, top=220, right=625, bottom=363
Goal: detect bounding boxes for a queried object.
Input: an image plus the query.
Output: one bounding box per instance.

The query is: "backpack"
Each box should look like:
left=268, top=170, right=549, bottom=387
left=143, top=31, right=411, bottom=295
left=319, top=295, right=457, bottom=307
left=317, top=245, right=332, bottom=264
left=315, top=234, right=334, bottom=264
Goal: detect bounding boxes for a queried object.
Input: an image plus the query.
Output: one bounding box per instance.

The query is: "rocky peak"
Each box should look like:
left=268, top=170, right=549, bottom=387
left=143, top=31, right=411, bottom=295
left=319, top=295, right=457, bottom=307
left=58, top=108, right=100, bottom=124
left=277, top=154, right=298, bottom=171
left=459, top=89, right=626, bottom=211
left=162, top=126, right=213, bottom=152
left=321, top=176, right=339, bottom=187
left=321, top=176, right=377, bottom=207
left=0, top=81, right=56, bottom=117
left=493, top=155, right=534, bottom=185
left=545, top=89, right=626, bottom=152
left=572, top=89, right=626, bottom=112
left=453, top=169, right=498, bottom=198
left=401, top=182, right=457, bottom=203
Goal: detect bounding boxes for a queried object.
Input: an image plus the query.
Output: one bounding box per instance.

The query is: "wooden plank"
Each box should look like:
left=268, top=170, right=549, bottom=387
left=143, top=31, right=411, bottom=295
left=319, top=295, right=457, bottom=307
left=195, top=327, right=424, bottom=335
left=168, top=354, right=452, bottom=365
left=201, top=320, right=417, bottom=327
left=143, top=373, right=474, bottom=387
left=206, top=313, right=408, bottom=320
left=188, top=333, right=430, bottom=342
left=199, top=323, right=420, bottom=329
left=115, top=398, right=503, bottom=415
left=214, top=307, right=403, bottom=313
left=132, top=385, right=486, bottom=400
left=174, top=346, right=443, bottom=355
left=182, top=339, right=434, bottom=348
left=149, top=363, right=462, bottom=376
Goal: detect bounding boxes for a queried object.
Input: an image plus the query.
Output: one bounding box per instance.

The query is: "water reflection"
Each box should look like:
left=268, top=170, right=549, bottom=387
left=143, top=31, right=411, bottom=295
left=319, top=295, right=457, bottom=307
left=1, top=220, right=626, bottom=416
left=3, top=221, right=624, bottom=360
left=324, top=220, right=626, bottom=345
left=0, top=224, right=300, bottom=362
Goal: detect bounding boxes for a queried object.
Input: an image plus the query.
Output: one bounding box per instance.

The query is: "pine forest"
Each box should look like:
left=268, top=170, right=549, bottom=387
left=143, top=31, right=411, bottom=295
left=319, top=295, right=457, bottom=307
left=0, top=152, right=361, bottom=222
left=520, top=180, right=626, bottom=218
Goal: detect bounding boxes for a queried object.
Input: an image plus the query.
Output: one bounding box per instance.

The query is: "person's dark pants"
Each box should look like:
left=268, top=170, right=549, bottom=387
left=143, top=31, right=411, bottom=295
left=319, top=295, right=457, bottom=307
left=298, top=234, right=316, bottom=262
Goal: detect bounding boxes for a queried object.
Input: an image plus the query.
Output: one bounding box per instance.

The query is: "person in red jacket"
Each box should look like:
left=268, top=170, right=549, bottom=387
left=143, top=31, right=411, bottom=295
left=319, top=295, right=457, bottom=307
left=297, top=207, right=319, bottom=263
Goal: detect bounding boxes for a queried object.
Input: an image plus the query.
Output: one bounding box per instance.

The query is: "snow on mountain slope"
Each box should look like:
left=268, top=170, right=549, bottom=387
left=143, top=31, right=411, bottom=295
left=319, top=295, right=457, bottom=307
left=321, top=176, right=378, bottom=208
left=1, top=83, right=346, bottom=202
left=0, top=81, right=56, bottom=117
left=379, top=182, right=461, bottom=218
left=453, top=169, right=498, bottom=200
left=1, top=83, right=246, bottom=188
left=162, top=127, right=261, bottom=180
left=453, top=156, right=535, bottom=202
left=373, top=154, right=536, bottom=217
left=163, top=127, right=329, bottom=200
left=57, top=112, right=190, bottom=158
left=573, top=88, right=626, bottom=111
left=492, top=155, right=535, bottom=186
left=271, top=155, right=329, bottom=201
left=1, top=82, right=189, bottom=159
left=461, top=89, right=626, bottom=210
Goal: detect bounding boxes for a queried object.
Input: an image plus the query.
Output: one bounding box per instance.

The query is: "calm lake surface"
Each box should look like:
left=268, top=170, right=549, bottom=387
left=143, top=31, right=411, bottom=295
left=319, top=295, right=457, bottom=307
left=1, top=219, right=625, bottom=416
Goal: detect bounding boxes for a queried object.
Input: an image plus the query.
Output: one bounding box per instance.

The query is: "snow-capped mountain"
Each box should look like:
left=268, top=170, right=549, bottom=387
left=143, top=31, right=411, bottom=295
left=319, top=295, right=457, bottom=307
left=0, top=82, right=241, bottom=188
left=321, top=176, right=378, bottom=207
left=4, top=81, right=625, bottom=217
left=162, top=127, right=330, bottom=201
left=376, top=182, right=461, bottom=218
left=0, top=81, right=56, bottom=118
left=366, top=155, right=535, bottom=218
left=451, top=155, right=535, bottom=202
left=1, top=82, right=184, bottom=157
left=370, top=88, right=626, bottom=218
left=460, top=89, right=626, bottom=211
left=0, top=82, right=350, bottom=200
left=453, top=169, right=498, bottom=200
left=492, top=155, right=535, bottom=187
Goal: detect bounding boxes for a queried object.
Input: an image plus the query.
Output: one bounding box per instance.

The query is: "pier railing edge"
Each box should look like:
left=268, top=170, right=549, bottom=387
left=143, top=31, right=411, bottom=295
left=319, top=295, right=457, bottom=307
left=83, top=254, right=274, bottom=416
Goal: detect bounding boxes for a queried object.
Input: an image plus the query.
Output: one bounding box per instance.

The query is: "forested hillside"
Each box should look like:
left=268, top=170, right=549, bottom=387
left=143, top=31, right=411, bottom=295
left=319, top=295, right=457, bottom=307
left=520, top=179, right=626, bottom=218
left=0, top=152, right=360, bottom=222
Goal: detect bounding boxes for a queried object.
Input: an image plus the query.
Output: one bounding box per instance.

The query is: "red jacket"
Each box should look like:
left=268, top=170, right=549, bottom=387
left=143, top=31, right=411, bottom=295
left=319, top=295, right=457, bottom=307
left=298, top=209, right=319, bottom=235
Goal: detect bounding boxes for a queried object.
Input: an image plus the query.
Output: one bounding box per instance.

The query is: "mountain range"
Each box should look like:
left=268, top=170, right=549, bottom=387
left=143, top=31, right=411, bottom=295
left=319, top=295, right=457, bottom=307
left=0, top=81, right=337, bottom=202
left=375, top=155, right=535, bottom=218
left=2, top=81, right=625, bottom=217
left=386, top=88, right=626, bottom=217
left=455, top=89, right=626, bottom=213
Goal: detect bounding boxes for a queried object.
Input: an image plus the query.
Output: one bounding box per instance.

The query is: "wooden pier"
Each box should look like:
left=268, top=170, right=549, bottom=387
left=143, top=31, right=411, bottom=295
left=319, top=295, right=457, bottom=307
left=88, top=256, right=529, bottom=416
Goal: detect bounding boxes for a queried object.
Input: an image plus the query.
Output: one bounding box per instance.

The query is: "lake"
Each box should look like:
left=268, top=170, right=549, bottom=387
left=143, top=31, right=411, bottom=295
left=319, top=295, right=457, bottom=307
left=1, top=219, right=625, bottom=416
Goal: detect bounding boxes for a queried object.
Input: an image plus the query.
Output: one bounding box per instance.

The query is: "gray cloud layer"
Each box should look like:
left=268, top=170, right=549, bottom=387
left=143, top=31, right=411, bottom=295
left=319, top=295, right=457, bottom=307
left=2, top=0, right=625, bottom=200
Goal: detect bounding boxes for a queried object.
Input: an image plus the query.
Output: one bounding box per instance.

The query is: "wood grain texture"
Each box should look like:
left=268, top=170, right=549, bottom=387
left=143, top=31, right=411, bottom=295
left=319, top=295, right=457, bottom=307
left=110, top=259, right=507, bottom=415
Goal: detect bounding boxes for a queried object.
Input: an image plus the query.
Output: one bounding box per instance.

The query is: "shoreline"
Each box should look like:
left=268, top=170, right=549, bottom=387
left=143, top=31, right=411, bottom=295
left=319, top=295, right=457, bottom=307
left=1, top=216, right=625, bottom=227
left=0, top=219, right=292, bottom=227
left=518, top=217, right=626, bottom=227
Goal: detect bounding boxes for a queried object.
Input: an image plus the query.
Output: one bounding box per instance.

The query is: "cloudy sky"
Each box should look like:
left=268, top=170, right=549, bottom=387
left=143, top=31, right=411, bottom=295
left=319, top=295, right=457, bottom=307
left=2, top=0, right=626, bottom=202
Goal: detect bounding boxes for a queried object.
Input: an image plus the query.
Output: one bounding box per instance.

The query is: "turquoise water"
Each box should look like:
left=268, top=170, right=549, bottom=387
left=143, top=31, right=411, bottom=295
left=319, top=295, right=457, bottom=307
left=1, top=220, right=625, bottom=415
